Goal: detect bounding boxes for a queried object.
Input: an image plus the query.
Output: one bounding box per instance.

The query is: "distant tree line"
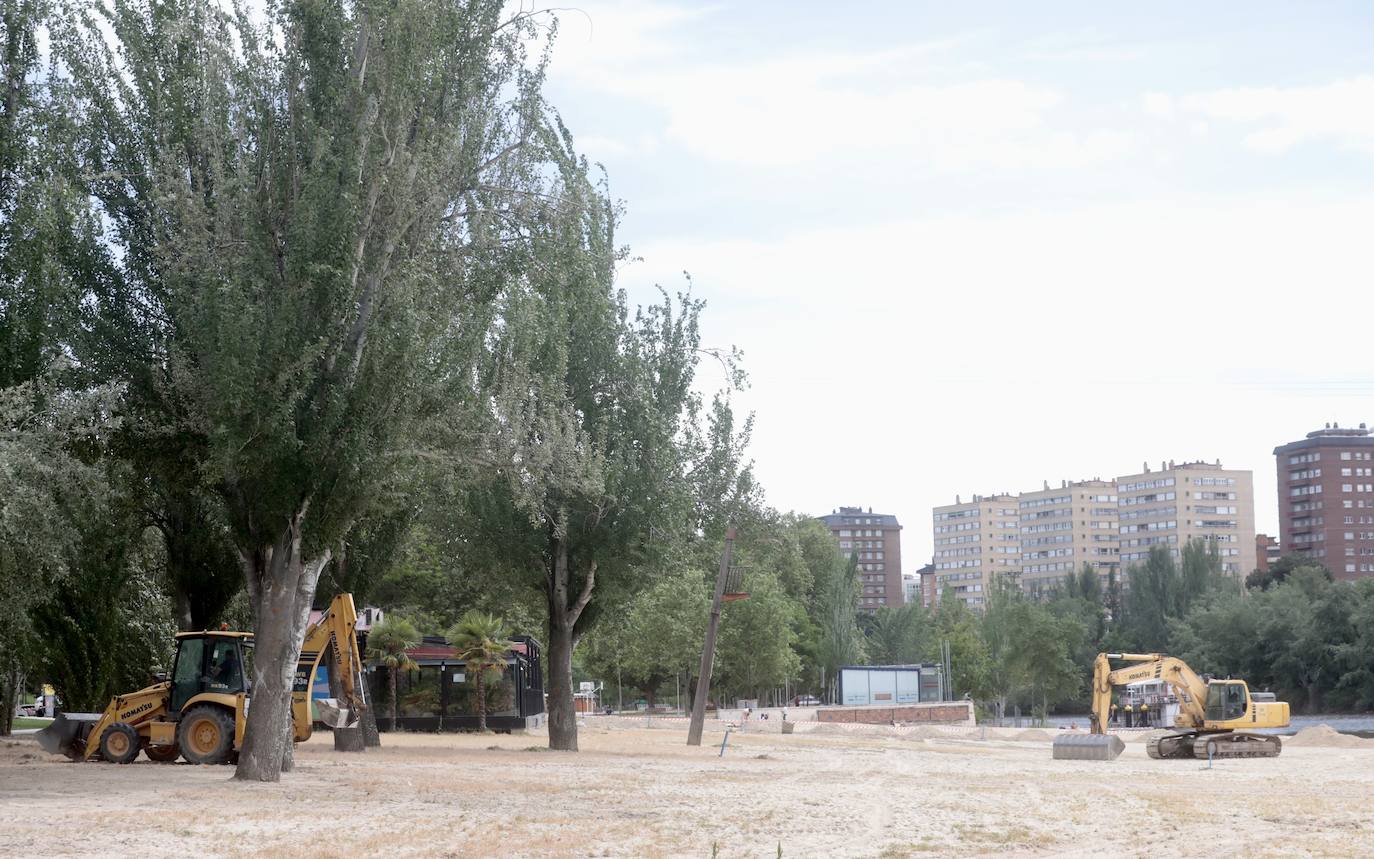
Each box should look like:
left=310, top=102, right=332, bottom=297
left=858, top=544, right=1374, bottom=721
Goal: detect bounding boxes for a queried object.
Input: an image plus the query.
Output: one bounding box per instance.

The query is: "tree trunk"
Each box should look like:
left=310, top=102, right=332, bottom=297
left=0, top=666, right=19, bottom=736
left=476, top=675, right=487, bottom=732
left=389, top=668, right=398, bottom=731
left=545, top=538, right=595, bottom=751
left=173, top=587, right=194, bottom=631
left=547, top=621, right=577, bottom=750
left=1306, top=681, right=1320, bottom=714
left=359, top=676, right=381, bottom=742
left=233, top=510, right=331, bottom=782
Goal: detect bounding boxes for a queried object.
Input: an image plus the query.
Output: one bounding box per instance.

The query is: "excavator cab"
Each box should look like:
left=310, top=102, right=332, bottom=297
left=169, top=634, right=251, bottom=712
left=1204, top=680, right=1249, bottom=723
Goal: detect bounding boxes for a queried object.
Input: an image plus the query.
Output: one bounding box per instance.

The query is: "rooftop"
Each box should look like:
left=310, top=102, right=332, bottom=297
left=1306, top=422, right=1370, bottom=439
left=1118, top=459, right=1242, bottom=477
left=819, top=507, right=902, bottom=528
left=1275, top=423, right=1374, bottom=453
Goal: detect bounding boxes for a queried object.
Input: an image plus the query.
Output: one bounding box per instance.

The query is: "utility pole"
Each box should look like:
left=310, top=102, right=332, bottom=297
left=687, top=526, right=736, bottom=746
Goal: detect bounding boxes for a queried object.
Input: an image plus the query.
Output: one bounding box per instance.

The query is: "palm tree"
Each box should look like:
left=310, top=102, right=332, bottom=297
left=447, top=611, right=509, bottom=732
left=365, top=618, right=420, bottom=731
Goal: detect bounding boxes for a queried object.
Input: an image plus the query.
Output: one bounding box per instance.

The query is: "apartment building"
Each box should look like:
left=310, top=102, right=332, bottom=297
left=818, top=506, right=903, bottom=609
left=1115, top=461, right=1256, bottom=578
left=930, top=494, right=1019, bottom=608
left=934, top=461, right=1256, bottom=604
left=1255, top=534, right=1280, bottom=573
left=1273, top=424, right=1374, bottom=580
left=1017, top=479, right=1120, bottom=598
left=913, top=562, right=934, bottom=606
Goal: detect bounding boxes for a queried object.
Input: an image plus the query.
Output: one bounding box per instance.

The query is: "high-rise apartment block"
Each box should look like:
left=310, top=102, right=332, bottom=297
left=1115, top=461, right=1255, bottom=577
left=931, top=494, right=1019, bottom=609
left=1255, top=534, right=1279, bottom=573
left=931, top=461, right=1256, bottom=606
left=1273, top=424, right=1374, bottom=580
left=818, top=507, right=903, bottom=609
left=1017, top=479, right=1120, bottom=598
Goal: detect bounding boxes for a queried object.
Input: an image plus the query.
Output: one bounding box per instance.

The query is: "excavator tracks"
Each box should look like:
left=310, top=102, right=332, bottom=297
left=1191, top=733, right=1282, bottom=759
left=1146, top=733, right=1195, bottom=759
left=1146, top=731, right=1282, bottom=760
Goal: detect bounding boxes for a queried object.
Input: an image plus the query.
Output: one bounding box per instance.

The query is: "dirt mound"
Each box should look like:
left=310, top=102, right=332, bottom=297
left=1013, top=729, right=1052, bottom=742
left=1284, top=724, right=1374, bottom=749
left=1120, top=730, right=1170, bottom=745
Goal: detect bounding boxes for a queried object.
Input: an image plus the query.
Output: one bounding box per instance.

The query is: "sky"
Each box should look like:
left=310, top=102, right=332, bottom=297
left=534, top=1, right=1374, bottom=569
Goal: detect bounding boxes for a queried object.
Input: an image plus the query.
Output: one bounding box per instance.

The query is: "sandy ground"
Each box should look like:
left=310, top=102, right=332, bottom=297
left=2, top=720, right=1372, bottom=858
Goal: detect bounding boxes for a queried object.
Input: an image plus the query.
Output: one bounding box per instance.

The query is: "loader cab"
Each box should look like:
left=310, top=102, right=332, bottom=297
left=169, top=632, right=253, bottom=715
left=1204, top=680, right=1249, bottom=723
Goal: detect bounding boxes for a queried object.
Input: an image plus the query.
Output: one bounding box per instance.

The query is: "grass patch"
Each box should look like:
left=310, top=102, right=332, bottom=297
left=876, top=841, right=944, bottom=858
left=11, top=717, right=54, bottom=730
left=952, top=824, right=1050, bottom=846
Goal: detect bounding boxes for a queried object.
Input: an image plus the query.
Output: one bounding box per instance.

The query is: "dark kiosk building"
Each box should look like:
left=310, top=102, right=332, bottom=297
left=367, top=634, right=546, bottom=731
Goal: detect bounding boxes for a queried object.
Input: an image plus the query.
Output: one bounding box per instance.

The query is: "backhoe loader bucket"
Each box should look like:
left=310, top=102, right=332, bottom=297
left=36, top=713, right=102, bottom=760
left=314, top=698, right=353, bottom=729
left=1052, top=733, right=1124, bottom=761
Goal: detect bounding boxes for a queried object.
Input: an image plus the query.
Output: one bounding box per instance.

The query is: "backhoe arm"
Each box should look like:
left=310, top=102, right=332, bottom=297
left=293, top=593, right=368, bottom=739
left=1089, top=652, right=1210, bottom=734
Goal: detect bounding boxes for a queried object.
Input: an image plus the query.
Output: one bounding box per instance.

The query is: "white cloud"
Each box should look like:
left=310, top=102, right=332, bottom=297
left=656, top=74, right=1132, bottom=169
left=1149, top=76, right=1374, bottom=155
left=540, top=1, right=712, bottom=74
left=544, top=3, right=1133, bottom=171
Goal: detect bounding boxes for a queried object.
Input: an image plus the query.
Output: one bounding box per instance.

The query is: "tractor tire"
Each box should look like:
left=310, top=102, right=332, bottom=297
left=178, top=705, right=235, bottom=765
left=145, top=744, right=181, bottom=763
left=99, top=722, right=141, bottom=764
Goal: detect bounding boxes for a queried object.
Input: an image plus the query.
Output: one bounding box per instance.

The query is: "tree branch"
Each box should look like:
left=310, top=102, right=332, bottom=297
left=567, top=559, right=596, bottom=628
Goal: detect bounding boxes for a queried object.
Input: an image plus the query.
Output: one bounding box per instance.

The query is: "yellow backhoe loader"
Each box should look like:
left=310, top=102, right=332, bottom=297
left=38, top=593, right=367, bottom=764
left=1053, top=652, right=1290, bottom=761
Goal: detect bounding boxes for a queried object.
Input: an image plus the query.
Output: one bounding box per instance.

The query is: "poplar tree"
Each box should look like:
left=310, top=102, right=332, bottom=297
left=53, top=0, right=556, bottom=780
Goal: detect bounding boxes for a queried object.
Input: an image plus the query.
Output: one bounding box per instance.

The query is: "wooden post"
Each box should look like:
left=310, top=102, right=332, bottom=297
left=687, top=526, right=735, bottom=746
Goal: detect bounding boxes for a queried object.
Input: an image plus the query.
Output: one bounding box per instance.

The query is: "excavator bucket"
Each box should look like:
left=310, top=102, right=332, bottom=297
left=314, top=698, right=353, bottom=729
left=1052, top=733, right=1125, bottom=761
left=36, top=713, right=102, bottom=760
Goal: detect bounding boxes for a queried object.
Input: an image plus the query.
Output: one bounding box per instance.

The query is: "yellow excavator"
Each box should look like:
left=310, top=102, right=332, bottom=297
left=38, top=593, right=367, bottom=764
left=1053, top=652, right=1290, bottom=761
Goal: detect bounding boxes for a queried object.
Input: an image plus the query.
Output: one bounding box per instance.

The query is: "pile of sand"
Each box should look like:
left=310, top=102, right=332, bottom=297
left=1284, top=724, right=1374, bottom=749
left=1120, top=730, right=1171, bottom=745
left=1013, top=729, right=1052, bottom=742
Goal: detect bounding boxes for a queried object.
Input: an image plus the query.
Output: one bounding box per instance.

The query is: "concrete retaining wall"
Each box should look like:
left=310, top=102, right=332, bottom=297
left=815, top=701, right=974, bottom=726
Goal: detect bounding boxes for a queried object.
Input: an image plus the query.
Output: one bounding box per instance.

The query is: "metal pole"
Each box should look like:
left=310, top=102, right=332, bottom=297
left=687, top=526, right=735, bottom=746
